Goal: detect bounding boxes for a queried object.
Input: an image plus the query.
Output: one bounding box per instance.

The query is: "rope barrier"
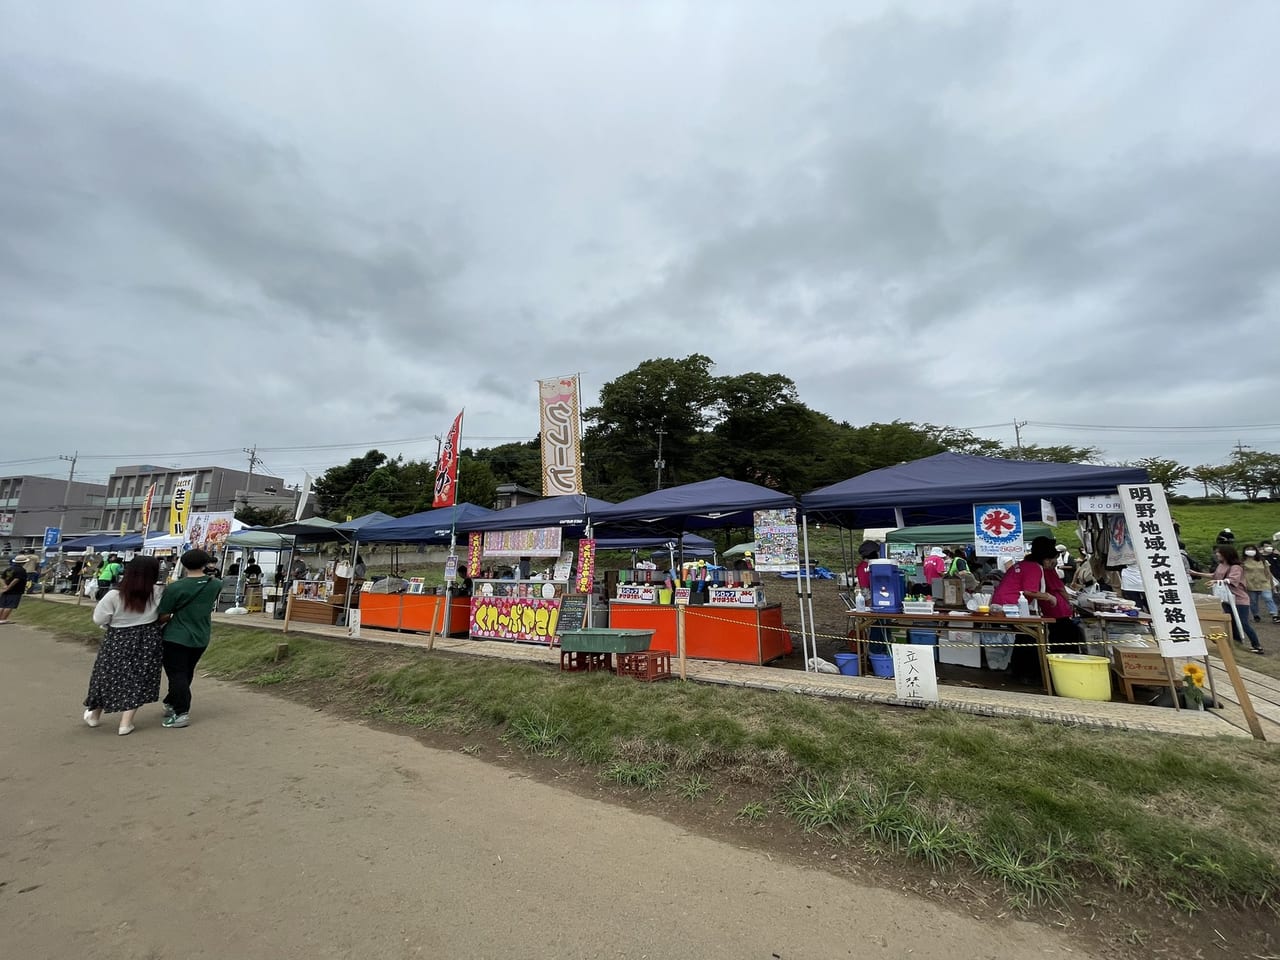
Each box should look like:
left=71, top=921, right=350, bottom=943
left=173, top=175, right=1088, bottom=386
left=674, top=605, right=1229, bottom=649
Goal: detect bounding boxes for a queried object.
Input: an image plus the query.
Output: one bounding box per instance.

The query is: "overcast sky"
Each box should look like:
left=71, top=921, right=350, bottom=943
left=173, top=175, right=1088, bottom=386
left=3, top=1, right=1279, bottom=491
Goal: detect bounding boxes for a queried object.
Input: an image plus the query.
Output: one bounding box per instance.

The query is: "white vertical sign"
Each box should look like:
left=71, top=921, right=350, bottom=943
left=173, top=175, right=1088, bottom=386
left=1040, top=498, right=1058, bottom=527
left=1118, top=484, right=1206, bottom=657
left=891, top=644, right=939, bottom=704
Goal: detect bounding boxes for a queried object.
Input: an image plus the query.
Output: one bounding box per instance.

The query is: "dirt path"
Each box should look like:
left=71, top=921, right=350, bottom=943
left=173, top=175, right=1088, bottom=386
left=1, top=626, right=1093, bottom=960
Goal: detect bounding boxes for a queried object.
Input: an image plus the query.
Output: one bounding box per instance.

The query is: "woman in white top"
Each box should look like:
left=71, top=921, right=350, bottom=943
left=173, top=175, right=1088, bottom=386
left=83, top=556, right=165, bottom=735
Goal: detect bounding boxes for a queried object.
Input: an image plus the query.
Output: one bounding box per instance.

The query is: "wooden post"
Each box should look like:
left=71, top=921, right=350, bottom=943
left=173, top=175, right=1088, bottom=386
left=1214, top=631, right=1265, bottom=741
left=677, top=602, right=687, bottom=681
left=427, top=593, right=443, bottom=651
left=282, top=590, right=294, bottom=635
left=1163, top=658, right=1182, bottom=711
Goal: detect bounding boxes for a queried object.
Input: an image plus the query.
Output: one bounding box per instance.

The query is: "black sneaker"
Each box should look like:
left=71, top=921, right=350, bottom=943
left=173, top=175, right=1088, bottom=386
left=1272, top=616, right=1280, bottom=624
left=1252, top=648, right=1265, bottom=655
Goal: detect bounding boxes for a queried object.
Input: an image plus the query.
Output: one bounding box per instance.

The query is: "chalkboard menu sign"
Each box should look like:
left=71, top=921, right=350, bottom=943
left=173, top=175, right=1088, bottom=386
left=556, top=594, right=589, bottom=636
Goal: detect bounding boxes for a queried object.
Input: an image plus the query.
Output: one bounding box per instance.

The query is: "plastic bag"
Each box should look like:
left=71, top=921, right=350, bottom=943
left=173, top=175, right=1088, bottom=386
left=807, top=657, right=840, bottom=674
left=1210, top=581, right=1233, bottom=604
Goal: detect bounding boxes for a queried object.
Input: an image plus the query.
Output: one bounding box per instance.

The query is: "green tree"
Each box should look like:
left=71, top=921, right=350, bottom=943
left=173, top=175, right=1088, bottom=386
left=583, top=354, right=720, bottom=498
left=235, top=505, right=291, bottom=527
left=1006, top=444, right=1101, bottom=463
left=475, top=439, right=543, bottom=493
left=1134, top=457, right=1190, bottom=491
left=1189, top=464, right=1235, bottom=499
left=1228, top=450, right=1280, bottom=501
left=313, top=450, right=388, bottom=518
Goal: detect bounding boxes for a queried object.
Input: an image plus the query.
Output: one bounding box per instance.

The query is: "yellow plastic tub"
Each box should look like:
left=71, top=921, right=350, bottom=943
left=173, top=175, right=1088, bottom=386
left=1047, top=653, right=1112, bottom=701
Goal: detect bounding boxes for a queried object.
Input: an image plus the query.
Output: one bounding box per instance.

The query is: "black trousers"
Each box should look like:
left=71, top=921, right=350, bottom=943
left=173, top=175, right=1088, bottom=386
left=162, top=642, right=206, bottom=715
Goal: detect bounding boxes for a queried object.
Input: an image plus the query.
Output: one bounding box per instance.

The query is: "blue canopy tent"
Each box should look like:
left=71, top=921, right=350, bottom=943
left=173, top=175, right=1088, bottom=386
left=590, top=477, right=794, bottom=535
left=457, top=495, right=613, bottom=536
left=62, top=534, right=120, bottom=551
left=802, top=453, right=1149, bottom=529
left=358, top=503, right=497, bottom=544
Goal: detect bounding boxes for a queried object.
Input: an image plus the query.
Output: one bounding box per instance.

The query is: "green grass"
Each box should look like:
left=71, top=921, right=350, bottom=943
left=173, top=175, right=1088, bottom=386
left=18, top=598, right=1280, bottom=913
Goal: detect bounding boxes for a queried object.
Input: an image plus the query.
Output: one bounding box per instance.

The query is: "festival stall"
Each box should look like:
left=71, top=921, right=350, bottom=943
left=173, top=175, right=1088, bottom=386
left=355, top=503, right=497, bottom=636
left=802, top=454, right=1165, bottom=697
left=590, top=478, right=797, bottom=665
left=457, top=495, right=613, bottom=645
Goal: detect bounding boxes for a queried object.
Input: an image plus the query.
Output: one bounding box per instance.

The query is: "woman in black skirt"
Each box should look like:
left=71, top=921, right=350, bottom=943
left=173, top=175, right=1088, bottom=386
left=84, top=556, right=164, bottom=736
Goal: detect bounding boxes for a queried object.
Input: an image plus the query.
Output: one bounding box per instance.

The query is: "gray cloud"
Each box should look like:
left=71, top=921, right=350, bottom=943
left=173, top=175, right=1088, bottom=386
left=0, top=1, right=1277, bottom=487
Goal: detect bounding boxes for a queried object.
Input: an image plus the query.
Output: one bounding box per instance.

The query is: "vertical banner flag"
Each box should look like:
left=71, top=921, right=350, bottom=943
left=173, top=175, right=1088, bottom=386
left=140, top=483, right=157, bottom=534
left=170, top=475, right=195, bottom=536
left=575, top=538, right=596, bottom=594
left=1118, top=484, right=1206, bottom=657
left=973, top=502, right=1025, bottom=559
left=432, top=410, right=464, bottom=508
left=538, top=376, right=583, bottom=496
left=467, top=532, right=483, bottom=581
left=295, top=472, right=312, bottom=521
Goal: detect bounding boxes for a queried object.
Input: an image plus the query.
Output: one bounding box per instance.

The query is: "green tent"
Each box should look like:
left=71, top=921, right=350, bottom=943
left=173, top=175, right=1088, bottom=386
left=885, top=522, right=1056, bottom=545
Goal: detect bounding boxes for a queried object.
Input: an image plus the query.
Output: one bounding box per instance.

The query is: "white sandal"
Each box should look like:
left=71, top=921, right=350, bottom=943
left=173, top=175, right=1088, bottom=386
left=83, top=709, right=100, bottom=728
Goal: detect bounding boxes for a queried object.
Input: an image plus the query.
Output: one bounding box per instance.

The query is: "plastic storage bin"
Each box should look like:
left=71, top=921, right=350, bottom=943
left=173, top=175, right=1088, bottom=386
left=1047, top=653, right=1112, bottom=701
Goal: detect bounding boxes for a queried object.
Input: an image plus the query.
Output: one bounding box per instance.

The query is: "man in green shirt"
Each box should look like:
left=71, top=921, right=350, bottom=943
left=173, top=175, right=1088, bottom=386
left=96, top=554, right=124, bottom=599
left=157, top=549, right=222, bottom=729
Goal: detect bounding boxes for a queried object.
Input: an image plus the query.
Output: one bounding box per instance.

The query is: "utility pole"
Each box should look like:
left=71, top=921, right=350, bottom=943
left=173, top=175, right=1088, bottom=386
left=654, top=424, right=667, bottom=490
left=55, top=452, right=77, bottom=585
left=1013, top=420, right=1028, bottom=459
left=243, top=445, right=263, bottom=512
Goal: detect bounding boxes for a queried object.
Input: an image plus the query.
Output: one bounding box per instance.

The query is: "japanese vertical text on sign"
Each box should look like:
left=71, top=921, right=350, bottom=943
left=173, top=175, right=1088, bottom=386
left=891, top=644, right=939, bottom=704
left=432, top=410, right=464, bottom=508
left=1119, top=484, right=1206, bottom=657
left=169, top=475, right=195, bottom=536
left=973, top=502, right=1024, bottom=559
left=752, top=509, right=799, bottom=571
left=538, top=375, right=583, bottom=496
left=43, top=527, right=61, bottom=551
left=575, top=538, right=596, bottom=594
left=467, top=532, right=483, bottom=578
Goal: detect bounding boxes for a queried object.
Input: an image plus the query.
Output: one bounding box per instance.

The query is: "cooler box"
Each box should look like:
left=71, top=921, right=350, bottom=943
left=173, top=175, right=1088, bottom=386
left=868, top=560, right=904, bottom=613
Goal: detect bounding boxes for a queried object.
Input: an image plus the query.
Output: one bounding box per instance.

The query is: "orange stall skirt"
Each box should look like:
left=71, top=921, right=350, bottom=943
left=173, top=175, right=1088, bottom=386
left=607, top=602, right=791, bottom=665
left=360, top=593, right=472, bottom=636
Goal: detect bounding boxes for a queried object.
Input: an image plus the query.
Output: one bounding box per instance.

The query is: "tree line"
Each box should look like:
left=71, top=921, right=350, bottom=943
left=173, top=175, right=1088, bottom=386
left=303, top=355, right=1273, bottom=520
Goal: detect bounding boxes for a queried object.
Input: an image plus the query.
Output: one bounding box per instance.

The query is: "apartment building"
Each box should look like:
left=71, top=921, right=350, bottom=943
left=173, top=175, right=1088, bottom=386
left=0, top=474, right=107, bottom=552
left=101, top=464, right=291, bottom=533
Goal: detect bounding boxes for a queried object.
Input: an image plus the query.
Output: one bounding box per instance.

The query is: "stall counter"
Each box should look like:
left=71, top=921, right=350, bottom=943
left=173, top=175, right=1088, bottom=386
left=360, top=591, right=471, bottom=636
left=608, top=602, right=791, bottom=665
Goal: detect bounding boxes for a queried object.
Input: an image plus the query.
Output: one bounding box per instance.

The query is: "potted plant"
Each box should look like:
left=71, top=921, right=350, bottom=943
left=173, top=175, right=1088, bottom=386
left=1181, top=662, right=1207, bottom=711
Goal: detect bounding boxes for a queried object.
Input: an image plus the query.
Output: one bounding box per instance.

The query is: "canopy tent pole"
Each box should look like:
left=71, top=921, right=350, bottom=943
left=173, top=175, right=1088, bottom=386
left=342, top=535, right=360, bottom=627
left=430, top=503, right=461, bottom=651
left=794, top=521, right=811, bottom=671
left=801, top=514, right=818, bottom=669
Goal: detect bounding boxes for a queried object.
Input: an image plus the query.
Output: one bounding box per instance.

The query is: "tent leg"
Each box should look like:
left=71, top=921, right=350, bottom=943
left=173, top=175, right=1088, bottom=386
left=802, top=515, right=819, bottom=669
left=795, top=525, right=811, bottom=671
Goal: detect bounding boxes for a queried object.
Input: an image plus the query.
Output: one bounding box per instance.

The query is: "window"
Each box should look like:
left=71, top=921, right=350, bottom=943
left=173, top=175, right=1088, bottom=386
left=106, top=511, right=117, bottom=527
left=81, top=517, right=95, bottom=529
left=202, top=478, right=212, bottom=494
left=125, top=477, right=136, bottom=497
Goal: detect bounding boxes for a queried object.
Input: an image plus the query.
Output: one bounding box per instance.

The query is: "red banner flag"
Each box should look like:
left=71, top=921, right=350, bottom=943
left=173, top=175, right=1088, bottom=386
left=432, top=410, right=464, bottom=508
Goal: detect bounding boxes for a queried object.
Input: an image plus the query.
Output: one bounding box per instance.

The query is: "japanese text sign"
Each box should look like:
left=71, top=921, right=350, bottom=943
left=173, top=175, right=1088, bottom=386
left=575, top=538, right=596, bottom=594
left=891, top=644, right=938, bottom=704
left=973, top=502, right=1024, bottom=559
left=1118, top=484, right=1206, bottom=657
left=467, top=532, right=483, bottom=580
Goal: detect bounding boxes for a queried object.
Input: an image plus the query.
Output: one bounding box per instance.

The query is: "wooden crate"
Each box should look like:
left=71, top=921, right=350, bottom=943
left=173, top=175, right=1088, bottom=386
left=615, top=649, right=673, bottom=682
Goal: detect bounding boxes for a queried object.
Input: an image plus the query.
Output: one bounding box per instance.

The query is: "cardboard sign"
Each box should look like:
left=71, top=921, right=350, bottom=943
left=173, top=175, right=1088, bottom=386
left=616, top=584, right=657, bottom=604
left=674, top=587, right=691, bottom=605
left=1118, top=484, right=1206, bottom=657
left=892, top=644, right=939, bottom=704
left=444, top=555, right=459, bottom=581
left=1040, top=499, right=1058, bottom=527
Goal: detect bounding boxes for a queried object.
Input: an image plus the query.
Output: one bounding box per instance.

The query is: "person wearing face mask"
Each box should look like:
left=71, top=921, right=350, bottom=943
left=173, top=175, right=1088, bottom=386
left=1191, top=545, right=1263, bottom=653
left=1241, top=544, right=1279, bottom=624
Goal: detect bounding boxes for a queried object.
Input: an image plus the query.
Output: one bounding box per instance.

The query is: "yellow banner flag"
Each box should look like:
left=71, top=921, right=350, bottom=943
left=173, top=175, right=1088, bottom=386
left=170, top=475, right=195, bottom=537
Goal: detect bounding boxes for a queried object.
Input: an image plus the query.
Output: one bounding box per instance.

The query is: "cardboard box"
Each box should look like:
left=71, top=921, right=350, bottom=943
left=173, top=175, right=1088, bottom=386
left=1112, top=644, right=1168, bottom=681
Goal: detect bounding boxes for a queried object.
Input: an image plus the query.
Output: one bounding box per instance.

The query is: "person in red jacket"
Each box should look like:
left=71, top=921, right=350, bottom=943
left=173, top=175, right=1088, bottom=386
left=992, top=536, right=1077, bottom=685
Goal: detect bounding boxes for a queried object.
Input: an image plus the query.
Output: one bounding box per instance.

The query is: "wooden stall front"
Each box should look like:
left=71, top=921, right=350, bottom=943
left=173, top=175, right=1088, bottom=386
left=360, top=592, right=471, bottom=636
left=608, top=601, right=790, bottom=665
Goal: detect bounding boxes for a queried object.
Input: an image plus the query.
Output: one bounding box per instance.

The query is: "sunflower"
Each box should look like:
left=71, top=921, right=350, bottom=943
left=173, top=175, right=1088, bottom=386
left=1182, top=663, right=1206, bottom=687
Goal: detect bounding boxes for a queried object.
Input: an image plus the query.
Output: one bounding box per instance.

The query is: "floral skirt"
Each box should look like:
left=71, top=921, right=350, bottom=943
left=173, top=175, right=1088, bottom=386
left=84, top=622, right=164, bottom=714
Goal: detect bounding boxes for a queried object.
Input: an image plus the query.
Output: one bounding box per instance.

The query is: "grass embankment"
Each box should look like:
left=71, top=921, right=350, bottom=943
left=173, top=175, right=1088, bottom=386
left=23, top=600, right=1280, bottom=918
